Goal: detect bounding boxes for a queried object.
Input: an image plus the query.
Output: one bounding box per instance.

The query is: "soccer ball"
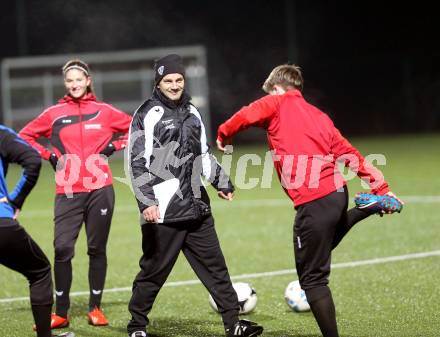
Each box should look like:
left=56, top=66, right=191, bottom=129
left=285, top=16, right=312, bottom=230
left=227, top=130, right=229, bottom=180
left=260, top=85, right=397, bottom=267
left=208, top=282, right=258, bottom=314
left=284, top=280, right=310, bottom=312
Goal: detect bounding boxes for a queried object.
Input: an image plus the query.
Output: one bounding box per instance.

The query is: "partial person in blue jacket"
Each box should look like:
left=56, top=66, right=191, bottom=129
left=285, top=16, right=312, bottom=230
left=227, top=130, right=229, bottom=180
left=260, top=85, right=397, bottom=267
left=0, top=125, right=74, bottom=337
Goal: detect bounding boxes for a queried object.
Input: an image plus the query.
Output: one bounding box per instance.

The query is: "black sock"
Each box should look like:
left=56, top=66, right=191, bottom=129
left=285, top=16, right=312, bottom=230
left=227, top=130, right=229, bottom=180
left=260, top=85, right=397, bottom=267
left=32, top=304, right=52, bottom=337
left=88, top=255, right=107, bottom=310
left=54, top=261, right=72, bottom=317
left=306, top=286, right=339, bottom=337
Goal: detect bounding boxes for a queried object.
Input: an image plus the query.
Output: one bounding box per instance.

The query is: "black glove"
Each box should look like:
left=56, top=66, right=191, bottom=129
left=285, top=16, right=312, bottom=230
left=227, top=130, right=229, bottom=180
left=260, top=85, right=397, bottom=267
left=218, top=187, right=234, bottom=195
left=100, top=143, right=116, bottom=158
left=218, top=180, right=235, bottom=195
left=49, top=153, right=58, bottom=171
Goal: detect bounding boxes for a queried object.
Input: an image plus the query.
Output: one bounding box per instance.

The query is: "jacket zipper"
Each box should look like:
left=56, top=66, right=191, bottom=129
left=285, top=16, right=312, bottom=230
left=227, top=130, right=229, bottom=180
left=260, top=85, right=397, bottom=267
left=78, top=101, right=85, bottom=188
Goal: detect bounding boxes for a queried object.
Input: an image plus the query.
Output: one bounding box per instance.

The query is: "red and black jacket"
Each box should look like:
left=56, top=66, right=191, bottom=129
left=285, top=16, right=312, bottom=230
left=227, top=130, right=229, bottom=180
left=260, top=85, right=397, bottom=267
left=19, top=93, right=132, bottom=195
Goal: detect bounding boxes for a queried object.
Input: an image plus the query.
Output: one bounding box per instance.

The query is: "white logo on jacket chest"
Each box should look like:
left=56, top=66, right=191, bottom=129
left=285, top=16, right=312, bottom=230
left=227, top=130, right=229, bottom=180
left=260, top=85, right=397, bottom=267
left=84, top=124, right=102, bottom=130
left=161, top=119, right=175, bottom=129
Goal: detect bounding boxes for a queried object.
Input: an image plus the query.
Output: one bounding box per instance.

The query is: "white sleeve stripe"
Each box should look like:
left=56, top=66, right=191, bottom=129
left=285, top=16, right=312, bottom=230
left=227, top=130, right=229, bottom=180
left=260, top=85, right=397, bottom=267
left=189, top=106, right=208, bottom=153
left=92, top=101, right=126, bottom=114
left=128, top=103, right=150, bottom=172
left=127, top=107, right=143, bottom=173
left=37, top=103, right=67, bottom=119
left=201, top=153, right=212, bottom=179
left=189, top=106, right=211, bottom=178
left=144, top=106, right=164, bottom=169
left=127, top=120, right=134, bottom=174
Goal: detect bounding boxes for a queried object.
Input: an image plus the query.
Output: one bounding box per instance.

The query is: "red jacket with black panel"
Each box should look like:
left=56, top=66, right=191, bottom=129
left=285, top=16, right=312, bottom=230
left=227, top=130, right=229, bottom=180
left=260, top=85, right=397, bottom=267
left=19, top=93, right=132, bottom=195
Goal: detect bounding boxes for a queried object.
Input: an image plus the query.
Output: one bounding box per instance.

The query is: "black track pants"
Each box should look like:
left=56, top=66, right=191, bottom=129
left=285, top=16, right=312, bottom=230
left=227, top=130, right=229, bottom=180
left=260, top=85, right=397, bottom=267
left=53, top=185, right=114, bottom=315
left=0, top=220, right=53, bottom=307
left=127, top=215, right=239, bottom=334
left=0, top=220, right=54, bottom=337
left=293, top=186, right=371, bottom=290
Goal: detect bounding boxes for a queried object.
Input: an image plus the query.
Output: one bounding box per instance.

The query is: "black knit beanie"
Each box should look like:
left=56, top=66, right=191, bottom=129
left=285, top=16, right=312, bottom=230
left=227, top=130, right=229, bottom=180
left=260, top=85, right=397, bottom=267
left=154, top=54, right=185, bottom=84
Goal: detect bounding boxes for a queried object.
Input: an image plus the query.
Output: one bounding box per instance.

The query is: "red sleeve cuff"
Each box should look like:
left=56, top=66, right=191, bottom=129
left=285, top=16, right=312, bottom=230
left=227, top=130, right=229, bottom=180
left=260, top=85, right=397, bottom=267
left=372, top=184, right=390, bottom=195
left=41, top=150, right=51, bottom=161
left=112, top=140, right=127, bottom=151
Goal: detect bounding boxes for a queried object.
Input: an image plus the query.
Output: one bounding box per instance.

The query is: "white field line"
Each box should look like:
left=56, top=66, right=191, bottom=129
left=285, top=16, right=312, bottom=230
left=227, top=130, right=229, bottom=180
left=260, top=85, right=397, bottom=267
left=18, top=195, right=440, bottom=218
left=1, top=250, right=439, bottom=304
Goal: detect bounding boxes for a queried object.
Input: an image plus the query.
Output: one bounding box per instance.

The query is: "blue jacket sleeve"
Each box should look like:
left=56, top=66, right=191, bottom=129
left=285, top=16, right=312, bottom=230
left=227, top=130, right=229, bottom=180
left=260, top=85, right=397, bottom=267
left=0, top=129, right=42, bottom=210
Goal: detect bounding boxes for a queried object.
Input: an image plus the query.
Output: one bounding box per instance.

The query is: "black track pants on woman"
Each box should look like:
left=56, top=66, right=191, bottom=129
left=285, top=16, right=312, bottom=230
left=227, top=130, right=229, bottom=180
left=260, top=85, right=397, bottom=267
left=53, top=185, right=115, bottom=316
left=127, top=214, right=239, bottom=335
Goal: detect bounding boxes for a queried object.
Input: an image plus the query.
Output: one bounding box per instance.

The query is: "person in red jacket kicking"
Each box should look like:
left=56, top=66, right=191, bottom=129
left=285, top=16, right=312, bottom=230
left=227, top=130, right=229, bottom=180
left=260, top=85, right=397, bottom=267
left=217, top=64, right=403, bottom=337
left=19, top=59, right=132, bottom=329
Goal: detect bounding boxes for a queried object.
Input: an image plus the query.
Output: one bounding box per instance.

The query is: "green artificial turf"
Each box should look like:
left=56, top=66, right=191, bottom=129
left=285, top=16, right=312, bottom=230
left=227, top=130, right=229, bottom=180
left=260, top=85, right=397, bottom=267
left=1, top=134, right=439, bottom=337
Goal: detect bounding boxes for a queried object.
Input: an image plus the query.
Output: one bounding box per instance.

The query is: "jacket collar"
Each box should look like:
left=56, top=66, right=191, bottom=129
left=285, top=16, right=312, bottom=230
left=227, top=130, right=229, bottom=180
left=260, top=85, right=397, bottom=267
left=286, top=89, right=303, bottom=97
left=59, top=93, right=96, bottom=104
left=153, top=88, right=191, bottom=109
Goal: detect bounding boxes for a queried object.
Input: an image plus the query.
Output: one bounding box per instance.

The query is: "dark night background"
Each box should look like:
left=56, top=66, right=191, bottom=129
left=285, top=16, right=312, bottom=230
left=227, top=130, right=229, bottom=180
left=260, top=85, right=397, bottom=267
left=2, top=0, right=439, bottom=139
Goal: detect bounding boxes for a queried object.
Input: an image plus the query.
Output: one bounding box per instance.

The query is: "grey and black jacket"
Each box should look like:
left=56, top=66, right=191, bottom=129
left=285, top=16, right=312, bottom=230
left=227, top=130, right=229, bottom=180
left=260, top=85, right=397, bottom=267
left=129, top=89, right=234, bottom=223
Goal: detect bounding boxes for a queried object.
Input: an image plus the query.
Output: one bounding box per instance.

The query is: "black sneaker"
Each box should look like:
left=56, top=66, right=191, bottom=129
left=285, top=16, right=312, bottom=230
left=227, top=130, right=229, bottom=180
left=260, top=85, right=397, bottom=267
left=225, top=319, right=263, bottom=337
left=129, top=331, right=147, bottom=337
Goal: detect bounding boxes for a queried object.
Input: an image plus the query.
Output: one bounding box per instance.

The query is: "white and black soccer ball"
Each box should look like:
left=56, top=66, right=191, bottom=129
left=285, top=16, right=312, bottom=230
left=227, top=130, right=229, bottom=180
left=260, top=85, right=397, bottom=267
left=208, top=282, right=258, bottom=314
left=284, top=280, right=310, bottom=312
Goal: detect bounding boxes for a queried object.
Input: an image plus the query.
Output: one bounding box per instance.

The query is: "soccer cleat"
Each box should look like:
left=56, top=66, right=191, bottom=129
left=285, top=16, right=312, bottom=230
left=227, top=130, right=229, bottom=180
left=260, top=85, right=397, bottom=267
left=50, top=313, right=69, bottom=329
left=225, top=319, right=263, bottom=337
left=354, top=193, right=403, bottom=214
left=129, top=331, right=147, bottom=337
left=32, top=314, right=69, bottom=331
left=52, top=332, right=76, bottom=337
left=87, top=306, right=109, bottom=326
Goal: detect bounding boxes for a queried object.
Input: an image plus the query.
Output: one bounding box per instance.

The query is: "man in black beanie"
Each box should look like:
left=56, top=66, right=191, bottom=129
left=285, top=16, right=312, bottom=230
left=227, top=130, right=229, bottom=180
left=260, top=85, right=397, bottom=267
left=126, top=54, right=263, bottom=337
left=154, top=53, right=186, bottom=84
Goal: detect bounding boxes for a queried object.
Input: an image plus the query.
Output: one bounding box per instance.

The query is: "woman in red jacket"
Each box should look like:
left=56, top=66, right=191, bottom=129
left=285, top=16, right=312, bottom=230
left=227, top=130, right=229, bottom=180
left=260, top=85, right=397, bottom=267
left=20, top=59, right=132, bottom=329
